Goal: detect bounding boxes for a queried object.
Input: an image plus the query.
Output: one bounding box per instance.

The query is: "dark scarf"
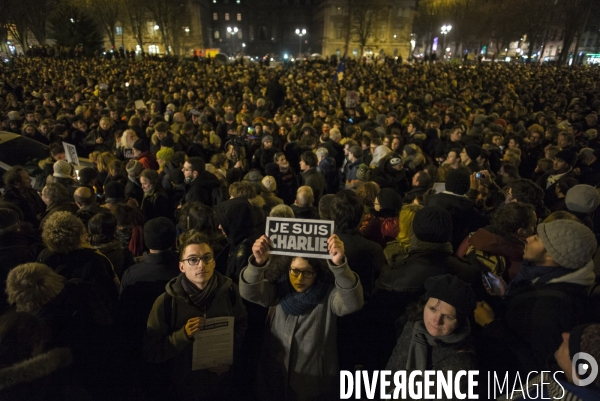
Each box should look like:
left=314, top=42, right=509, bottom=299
left=508, top=261, right=573, bottom=294
left=181, top=274, right=219, bottom=312
left=277, top=275, right=330, bottom=316
left=406, top=319, right=472, bottom=372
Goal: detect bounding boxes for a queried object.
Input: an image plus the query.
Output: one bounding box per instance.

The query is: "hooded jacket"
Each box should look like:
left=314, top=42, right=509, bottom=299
left=143, top=272, right=247, bottom=400
left=317, top=156, right=340, bottom=195
left=214, top=198, right=257, bottom=283
left=183, top=170, right=221, bottom=207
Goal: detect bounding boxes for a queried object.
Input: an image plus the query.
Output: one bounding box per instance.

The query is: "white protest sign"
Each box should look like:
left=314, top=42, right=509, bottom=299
left=266, top=217, right=334, bottom=259
left=192, top=316, right=234, bottom=371
left=62, top=142, right=80, bottom=166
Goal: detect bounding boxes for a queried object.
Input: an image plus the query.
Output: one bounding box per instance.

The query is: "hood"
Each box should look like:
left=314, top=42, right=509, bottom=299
left=214, top=197, right=255, bottom=246
left=165, top=271, right=232, bottom=300
left=468, top=228, right=524, bottom=261
left=38, top=157, right=53, bottom=170
left=93, top=240, right=123, bottom=255
left=547, top=259, right=596, bottom=287
left=318, top=157, right=336, bottom=172
left=0, top=348, right=73, bottom=390
left=248, top=195, right=266, bottom=209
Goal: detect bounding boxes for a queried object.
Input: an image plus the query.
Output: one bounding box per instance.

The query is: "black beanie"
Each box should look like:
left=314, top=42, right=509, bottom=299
left=465, top=144, right=482, bottom=161
left=104, top=181, right=125, bottom=199
left=377, top=188, right=402, bottom=213
left=555, top=149, right=577, bottom=166
left=133, top=138, right=149, bottom=152
left=160, top=136, right=175, bottom=148
left=412, top=206, right=452, bottom=243
left=144, top=217, right=176, bottom=250
left=445, top=168, right=471, bottom=195
left=425, top=274, right=477, bottom=316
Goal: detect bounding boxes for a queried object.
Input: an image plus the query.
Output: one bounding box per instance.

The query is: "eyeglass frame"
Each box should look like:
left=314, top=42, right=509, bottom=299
left=181, top=254, right=215, bottom=266
left=289, top=268, right=316, bottom=279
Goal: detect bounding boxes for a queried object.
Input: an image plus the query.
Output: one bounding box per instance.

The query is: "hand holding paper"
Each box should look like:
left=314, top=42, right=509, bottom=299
left=185, top=316, right=206, bottom=339
left=252, top=235, right=271, bottom=266
left=327, top=234, right=345, bottom=266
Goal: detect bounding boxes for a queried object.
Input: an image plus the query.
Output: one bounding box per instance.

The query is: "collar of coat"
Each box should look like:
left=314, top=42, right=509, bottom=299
left=0, top=348, right=73, bottom=390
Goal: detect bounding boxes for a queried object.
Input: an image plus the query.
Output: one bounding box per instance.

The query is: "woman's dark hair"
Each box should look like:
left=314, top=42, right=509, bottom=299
left=330, top=190, right=364, bottom=232
left=88, top=212, right=118, bottom=246
left=264, top=255, right=334, bottom=286
left=557, top=176, right=578, bottom=196
left=177, top=202, right=223, bottom=241
left=491, top=202, right=535, bottom=237
left=140, top=169, right=161, bottom=188
left=113, top=204, right=144, bottom=227
left=0, top=311, right=50, bottom=369
left=500, top=163, right=520, bottom=180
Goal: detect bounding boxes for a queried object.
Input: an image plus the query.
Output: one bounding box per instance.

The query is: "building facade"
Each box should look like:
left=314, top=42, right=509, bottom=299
left=99, top=0, right=416, bottom=58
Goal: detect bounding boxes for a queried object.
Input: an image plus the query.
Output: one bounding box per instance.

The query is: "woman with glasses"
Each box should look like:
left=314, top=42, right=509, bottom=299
left=143, top=230, right=247, bottom=401
left=239, top=234, right=364, bottom=401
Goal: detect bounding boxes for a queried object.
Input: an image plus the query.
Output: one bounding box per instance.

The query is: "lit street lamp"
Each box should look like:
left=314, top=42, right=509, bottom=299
left=441, top=24, right=452, bottom=59
left=227, top=26, right=239, bottom=56
left=295, top=28, right=306, bottom=58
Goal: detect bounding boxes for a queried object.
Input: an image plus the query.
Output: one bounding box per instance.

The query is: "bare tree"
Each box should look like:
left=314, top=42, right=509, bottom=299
left=73, top=0, right=121, bottom=48
left=557, top=0, right=591, bottom=64
left=125, top=0, right=148, bottom=50
left=146, top=0, right=178, bottom=54
left=348, top=0, right=389, bottom=56
left=6, top=0, right=30, bottom=50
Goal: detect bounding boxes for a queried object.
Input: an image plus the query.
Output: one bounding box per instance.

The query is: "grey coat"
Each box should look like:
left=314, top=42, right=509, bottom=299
left=386, top=319, right=477, bottom=401
left=239, top=256, right=364, bottom=401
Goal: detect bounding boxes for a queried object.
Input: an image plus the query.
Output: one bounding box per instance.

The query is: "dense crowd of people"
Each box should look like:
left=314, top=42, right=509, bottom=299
left=1, top=55, right=600, bottom=400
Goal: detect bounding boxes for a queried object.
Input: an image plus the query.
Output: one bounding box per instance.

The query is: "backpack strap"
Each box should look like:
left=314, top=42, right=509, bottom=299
left=163, top=293, right=176, bottom=334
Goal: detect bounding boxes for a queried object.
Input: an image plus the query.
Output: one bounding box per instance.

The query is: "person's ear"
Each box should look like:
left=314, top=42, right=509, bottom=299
left=193, top=171, right=198, bottom=179
left=179, top=261, right=185, bottom=273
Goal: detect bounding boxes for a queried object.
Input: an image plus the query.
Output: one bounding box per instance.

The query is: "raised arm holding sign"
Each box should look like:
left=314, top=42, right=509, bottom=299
left=252, top=233, right=345, bottom=266
left=265, top=217, right=335, bottom=259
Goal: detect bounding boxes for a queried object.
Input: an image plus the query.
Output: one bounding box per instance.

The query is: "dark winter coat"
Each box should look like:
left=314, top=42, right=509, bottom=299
left=2, top=186, right=46, bottom=228
left=183, top=171, right=221, bottom=207
left=301, top=167, right=326, bottom=205
left=93, top=240, right=135, bottom=280
left=424, top=192, right=488, bottom=252
left=143, top=272, right=248, bottom=400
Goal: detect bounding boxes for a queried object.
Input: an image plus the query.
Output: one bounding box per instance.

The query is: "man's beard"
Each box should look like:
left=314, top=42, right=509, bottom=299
left=184, top=176, right=193, bottom=184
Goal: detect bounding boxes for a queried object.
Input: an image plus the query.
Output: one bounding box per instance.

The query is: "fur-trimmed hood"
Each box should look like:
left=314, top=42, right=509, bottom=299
left=0, top=348, right=72, bottom=390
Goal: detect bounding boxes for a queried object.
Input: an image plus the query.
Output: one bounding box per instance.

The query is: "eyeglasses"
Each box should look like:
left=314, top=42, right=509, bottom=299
left=289, top=268, right=316, bottom=279
left=182, top=254, right=214, bottom=266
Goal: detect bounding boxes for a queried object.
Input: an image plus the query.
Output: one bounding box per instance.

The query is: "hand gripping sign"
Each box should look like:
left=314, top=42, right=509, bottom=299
left=266, top=217, right=334, bottom=259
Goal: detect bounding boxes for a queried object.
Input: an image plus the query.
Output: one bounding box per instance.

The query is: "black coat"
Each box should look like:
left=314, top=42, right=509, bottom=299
left=301, top=167, right=326, bottom=205
left=2, top=186, right=46, bottom=228
left=424, top=192, right=488, bottom=252
left=183, top=171, right=221, bottom=207
left=140, top=188, right=173, bottom=222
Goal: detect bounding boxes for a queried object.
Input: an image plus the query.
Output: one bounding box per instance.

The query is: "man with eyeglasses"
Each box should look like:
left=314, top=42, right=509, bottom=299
left=144, top=230, right=247, bottom=399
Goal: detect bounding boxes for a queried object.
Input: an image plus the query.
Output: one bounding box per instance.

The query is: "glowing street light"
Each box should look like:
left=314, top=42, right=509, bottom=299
left=295, top=28, right=306, bottom=58
left=440, top=24, right=452, bottom=59
left=227, top=27, right=239, bottom=55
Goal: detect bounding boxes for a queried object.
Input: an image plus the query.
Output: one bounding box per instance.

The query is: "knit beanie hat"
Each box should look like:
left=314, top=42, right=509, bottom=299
left=389, top=154, right=404, bottom=167
left=126, top=160, right=144, bottom=176
left=445, top=168, right=471, bottom=195
left=156, top=147, right=175, bottom=164
left=261, top=175, right=277, bottom=192
left=568, top=323, right=600, bottom=389
left=53, top=160, right=72, bottom=179
left=424, top=274, right=477, bottom=316
left=144, top=217, right=176, bottom=250
left=356, top=164, right=370, bottom=181
left=465, top=144, right=482, bottom=161
left=261, top=135, right=273, bottom=144
left=537, top=219, right=597, bottom=269
left=565, top=185, right=600, bottom=214
left=160, top=136, right=175, bottom=148
left=133, top=139, right=149, bottom=152
left=412, top=206, right=453, bottom=243
left=555, top=149, right=577, bottom=166
left=377, top=188, right=402, bottom=213
left=0, top=208, right=19, bottom=235
left=104, top=181, right=125, bottom=200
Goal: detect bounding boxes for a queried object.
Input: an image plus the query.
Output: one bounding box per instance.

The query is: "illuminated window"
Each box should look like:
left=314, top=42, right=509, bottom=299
left=237, top=13, right=242, bottom=21
left=225, top=13, right=230, bottom=20
left=116, top=26, right=123, bottom=36
left=213, top=13, right=218, bottom=20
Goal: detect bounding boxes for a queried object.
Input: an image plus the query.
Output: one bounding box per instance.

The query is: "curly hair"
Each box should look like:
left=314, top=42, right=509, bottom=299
left=3, top=166, right=27, bottom=187
left=96, top=151, right=116, bottom=173
left=42, top=211, right=86, bottom=253
left=355, top=181, right=380, bottom=209
left=6, top=263, right=66, bottom=314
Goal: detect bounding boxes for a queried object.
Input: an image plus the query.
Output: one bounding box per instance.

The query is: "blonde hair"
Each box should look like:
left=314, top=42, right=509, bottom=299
left=120, top=129, right=138, bottom=149
left=543, top=211, right=580, bottom=224
left=96, top=152, right=116, bottom=173
left=6, top=263, right=66, bottom=314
